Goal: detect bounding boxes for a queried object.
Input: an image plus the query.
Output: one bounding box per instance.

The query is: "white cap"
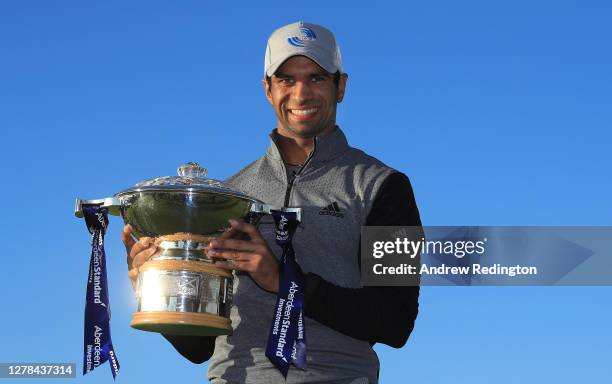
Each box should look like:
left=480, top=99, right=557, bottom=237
left=264, top=21, right=344, bottom=77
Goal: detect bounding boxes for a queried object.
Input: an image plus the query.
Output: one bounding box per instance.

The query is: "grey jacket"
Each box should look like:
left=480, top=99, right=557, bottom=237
left=208, top=127, right=395, bottom=384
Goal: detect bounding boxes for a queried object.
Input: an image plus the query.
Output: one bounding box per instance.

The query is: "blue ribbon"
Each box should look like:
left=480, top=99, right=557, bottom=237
left=265, top=209, right=307, bottom=377
left=82, top=205, right=120, bottom=379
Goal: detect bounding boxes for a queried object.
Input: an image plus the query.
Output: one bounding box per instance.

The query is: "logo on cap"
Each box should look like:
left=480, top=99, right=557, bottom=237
left=287, top=26, right=317, bottom=47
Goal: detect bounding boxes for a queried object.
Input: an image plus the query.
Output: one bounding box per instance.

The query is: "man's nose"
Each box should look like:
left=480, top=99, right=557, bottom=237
left=291, top=80, right=313, bottom=104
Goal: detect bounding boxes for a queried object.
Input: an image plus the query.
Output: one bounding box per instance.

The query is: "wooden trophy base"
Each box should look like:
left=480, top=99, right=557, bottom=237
left=131, top=311, right=232, bottom=336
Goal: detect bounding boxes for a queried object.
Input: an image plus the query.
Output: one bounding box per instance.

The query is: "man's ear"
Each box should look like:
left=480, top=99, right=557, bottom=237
left=336, top=73, right=349, bottom=103
left=262, top=78, right=273, bottom=105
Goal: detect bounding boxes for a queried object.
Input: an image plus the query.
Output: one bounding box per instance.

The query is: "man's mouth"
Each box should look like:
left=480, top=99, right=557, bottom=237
left=288, top=107, right=319, bottom=117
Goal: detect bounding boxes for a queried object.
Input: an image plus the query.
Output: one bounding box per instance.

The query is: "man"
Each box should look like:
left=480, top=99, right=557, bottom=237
left=123, top=21, right=421, bottom=383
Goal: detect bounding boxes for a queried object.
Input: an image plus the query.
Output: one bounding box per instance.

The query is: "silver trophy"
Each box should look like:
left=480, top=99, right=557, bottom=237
left=75, top=162, right=270, bottom=336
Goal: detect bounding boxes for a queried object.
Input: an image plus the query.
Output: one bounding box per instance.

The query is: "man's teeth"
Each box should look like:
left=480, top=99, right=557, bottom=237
left=291, top=108, right=318, bottom=116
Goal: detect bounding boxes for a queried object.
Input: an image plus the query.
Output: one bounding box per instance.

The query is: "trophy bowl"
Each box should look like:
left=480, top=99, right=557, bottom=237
left=76, top=163, right=269, bottom=336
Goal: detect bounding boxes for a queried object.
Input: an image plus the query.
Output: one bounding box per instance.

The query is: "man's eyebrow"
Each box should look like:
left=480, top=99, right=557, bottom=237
left=274, top=70, right=331, bottom=78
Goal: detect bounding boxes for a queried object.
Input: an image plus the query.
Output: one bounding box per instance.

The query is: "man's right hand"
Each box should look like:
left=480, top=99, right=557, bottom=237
left=122, top=224, right=159, bottom=289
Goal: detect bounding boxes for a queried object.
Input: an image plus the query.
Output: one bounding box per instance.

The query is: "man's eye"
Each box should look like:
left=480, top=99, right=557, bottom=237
left=311, top=75, right=325, bottom=82
left=278, top=78, right=293, bottom=84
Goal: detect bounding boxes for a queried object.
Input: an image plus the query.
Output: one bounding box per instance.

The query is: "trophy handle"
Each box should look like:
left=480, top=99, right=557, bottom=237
left=75, top=197, right=121, bottom=218
left=246, top=203, right=268, bottom=225
left=248, top=204, right=301, bottom=223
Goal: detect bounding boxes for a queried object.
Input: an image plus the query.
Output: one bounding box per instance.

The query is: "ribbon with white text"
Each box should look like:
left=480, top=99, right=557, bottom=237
left=82, top=205, right=120, bottom=379
left=265, top=209, right=307, bottom=377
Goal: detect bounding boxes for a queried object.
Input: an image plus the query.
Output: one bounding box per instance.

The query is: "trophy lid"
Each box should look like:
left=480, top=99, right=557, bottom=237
left=116, top=162, right=253, bottom=200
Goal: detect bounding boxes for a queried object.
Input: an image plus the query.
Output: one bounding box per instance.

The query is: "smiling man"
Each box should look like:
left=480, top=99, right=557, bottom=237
left=124, top=21, right=421, bottom=383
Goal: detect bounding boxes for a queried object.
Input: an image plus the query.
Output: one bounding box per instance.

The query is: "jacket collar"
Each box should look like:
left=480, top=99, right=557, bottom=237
left=265, top=126, right=350, bottom=169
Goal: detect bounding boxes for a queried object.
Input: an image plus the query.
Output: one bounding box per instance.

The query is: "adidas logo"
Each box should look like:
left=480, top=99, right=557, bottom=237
left=318, top=202, right=344, bottom=218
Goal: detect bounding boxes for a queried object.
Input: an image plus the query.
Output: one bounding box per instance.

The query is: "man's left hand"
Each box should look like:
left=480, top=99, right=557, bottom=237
left=206, top=219, right=279, bottom=293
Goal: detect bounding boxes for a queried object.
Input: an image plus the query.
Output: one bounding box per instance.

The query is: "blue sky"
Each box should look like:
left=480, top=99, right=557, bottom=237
left=0, top=1, right=610, bottom=383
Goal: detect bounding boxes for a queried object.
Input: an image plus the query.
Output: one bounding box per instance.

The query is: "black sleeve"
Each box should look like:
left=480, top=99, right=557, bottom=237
left=161, top=334, right=216, bottom=364
left=303, top=172, right=421, bottom=348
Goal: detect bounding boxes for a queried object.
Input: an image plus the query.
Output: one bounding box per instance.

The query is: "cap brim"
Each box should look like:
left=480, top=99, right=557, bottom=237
left=265, top=50, right=339, bottom=77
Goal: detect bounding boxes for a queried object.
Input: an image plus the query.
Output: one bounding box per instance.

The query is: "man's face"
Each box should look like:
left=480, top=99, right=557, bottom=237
left=264, top=55, right=348, bottom=139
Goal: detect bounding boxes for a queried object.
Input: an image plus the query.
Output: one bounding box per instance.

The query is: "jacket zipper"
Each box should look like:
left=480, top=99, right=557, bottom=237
left=283, top=138, right=317, bottom=207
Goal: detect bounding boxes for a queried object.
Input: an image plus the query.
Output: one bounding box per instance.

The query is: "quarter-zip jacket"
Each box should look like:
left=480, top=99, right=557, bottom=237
left=207, top=127, right=402, bottom=384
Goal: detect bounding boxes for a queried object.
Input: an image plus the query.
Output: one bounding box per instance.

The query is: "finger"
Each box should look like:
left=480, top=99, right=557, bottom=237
left=208, top=238, right=264, bottom=253
left=132, top=245, right=159, bottom=269
left=129, top=237, right=154, bottom=260
left=217, top=225, right=239, bottom=240
left=122, top=225, right=136, bottom=252
left=228, top=219, right=266, bottom=244
left=214, top=259, right=250, bottom=271
left=128, top=268, right=139, bottom=283
left=207, top=249, right=252, bottom=262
